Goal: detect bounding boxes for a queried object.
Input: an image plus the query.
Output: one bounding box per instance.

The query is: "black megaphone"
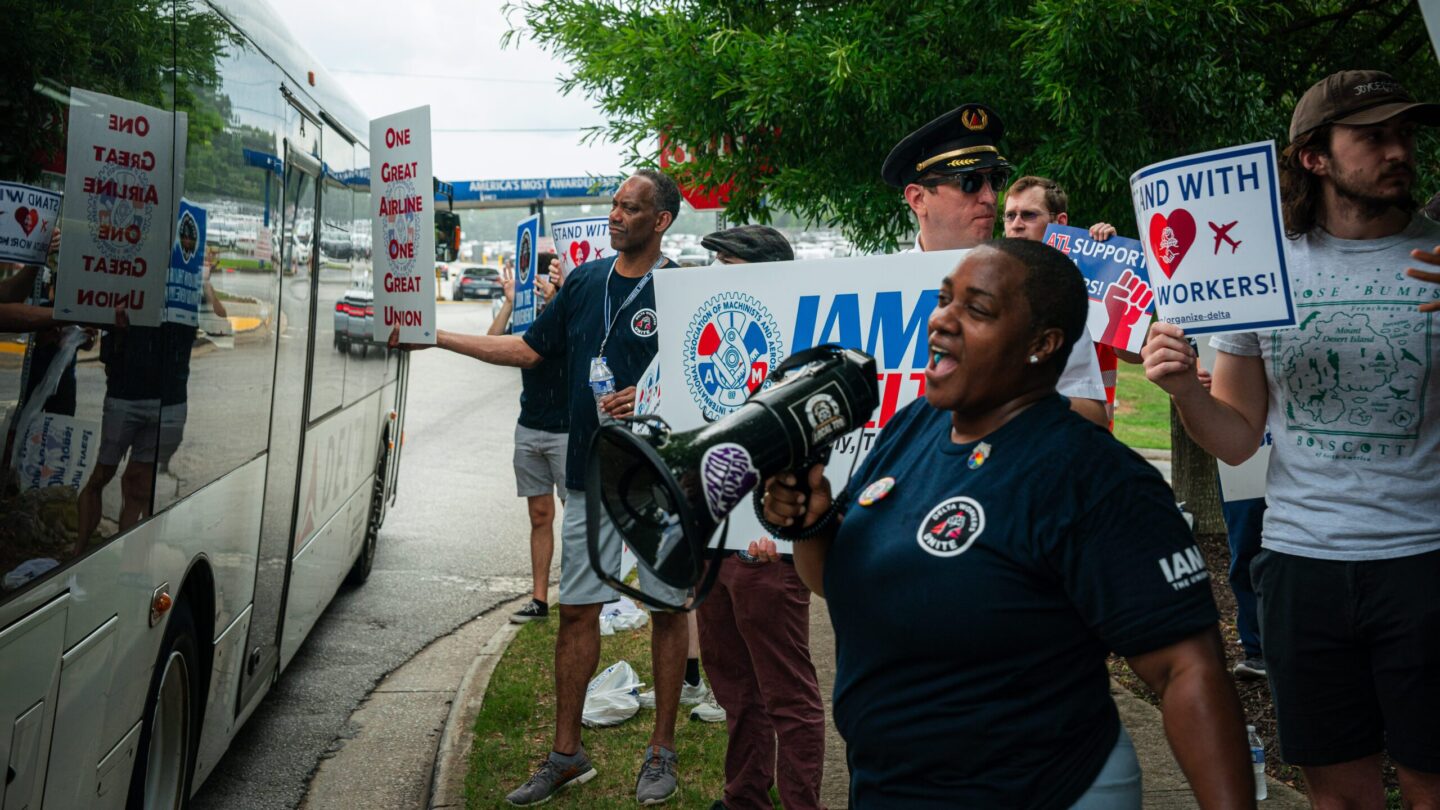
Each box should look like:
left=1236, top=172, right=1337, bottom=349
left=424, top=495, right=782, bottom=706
left=585, top=344, right=879, bottom=611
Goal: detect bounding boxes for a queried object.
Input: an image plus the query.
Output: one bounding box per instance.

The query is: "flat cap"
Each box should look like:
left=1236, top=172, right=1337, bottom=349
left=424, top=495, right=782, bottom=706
left=701, top=225, right=794, bottom=263
left=1290, top=69, right=1440, bottom=141
left=881, top=103, right=1011, bottom=188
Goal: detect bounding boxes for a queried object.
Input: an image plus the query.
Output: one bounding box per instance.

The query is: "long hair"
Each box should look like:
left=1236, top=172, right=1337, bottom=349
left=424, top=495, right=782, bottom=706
left=1280, top=125, right=1330, bottom=238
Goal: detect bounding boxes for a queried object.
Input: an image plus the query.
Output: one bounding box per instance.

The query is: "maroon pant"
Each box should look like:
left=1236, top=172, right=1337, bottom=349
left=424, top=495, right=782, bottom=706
left=697, top=556, right=825, bottom=810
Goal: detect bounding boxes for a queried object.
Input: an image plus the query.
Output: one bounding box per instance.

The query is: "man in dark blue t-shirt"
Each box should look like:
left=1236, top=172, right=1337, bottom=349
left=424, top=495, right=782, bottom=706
left=392, top=170, right=689, bottom=806
left=488, top=251, right=569, bottom=624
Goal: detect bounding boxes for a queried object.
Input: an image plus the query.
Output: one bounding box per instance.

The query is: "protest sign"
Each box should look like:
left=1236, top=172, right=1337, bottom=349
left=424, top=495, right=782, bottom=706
left=654, top=250, right=961, bottom=551
left=1130, top=141, right=1295, bottom=336
left=1043, top=224, right=1154, bottom=354
left=165, top=198, right=206, bottom=326
left=0, top=181, right=61, bottom=265
left=370, top=106, right=436, bottom=343
left=511, top=214, right=540, bottom=334
left=57, top=88, right=177, bottom=327
left=15, top=412, right=100, bottom=493
left=552, top=216, right=610, bottom=276
left=1196, top=340, right=1272, bottom=502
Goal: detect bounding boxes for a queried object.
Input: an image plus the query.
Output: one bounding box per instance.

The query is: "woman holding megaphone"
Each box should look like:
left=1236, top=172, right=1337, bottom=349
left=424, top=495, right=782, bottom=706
left=757, top=239, right=1255, bottom=810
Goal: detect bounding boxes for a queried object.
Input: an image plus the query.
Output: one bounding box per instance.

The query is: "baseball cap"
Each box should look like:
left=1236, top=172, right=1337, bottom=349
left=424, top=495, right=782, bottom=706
left=1290, top=69, right=1440, bottom=141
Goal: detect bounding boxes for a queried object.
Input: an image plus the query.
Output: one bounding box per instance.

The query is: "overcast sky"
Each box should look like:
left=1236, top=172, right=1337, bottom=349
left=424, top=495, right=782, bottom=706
left=270, top=0, right=628, bottom=183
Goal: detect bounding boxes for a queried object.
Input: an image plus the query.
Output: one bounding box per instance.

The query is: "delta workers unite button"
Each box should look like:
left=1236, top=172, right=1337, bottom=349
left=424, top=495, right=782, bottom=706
left=916, top=496, right=985, bottom=557
left=857, top=476, right=895, bottom=507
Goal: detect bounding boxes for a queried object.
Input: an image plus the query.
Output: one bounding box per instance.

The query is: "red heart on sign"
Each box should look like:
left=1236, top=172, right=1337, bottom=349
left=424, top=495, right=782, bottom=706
left=1148, top=209, right=1196, bottom=279
left=15, top=207, right=38, bottom=236
left=569, top=240, right=591, bottom=268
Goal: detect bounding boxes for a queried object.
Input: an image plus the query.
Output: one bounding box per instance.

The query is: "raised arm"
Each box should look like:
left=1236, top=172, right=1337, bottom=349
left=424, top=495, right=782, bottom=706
left=1142, top=322, right=1267, bottom=465
left=487, top=267, right=516, bottom=336
left=1126, top=627, right=1256, bottom=810
left=390, top=326, right=542, bottom=368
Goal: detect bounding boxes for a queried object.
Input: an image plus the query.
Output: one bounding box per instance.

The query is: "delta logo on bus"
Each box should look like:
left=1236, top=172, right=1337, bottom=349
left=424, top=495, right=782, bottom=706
left=790, top=288, right=939, bottom=445
left=684, top=291, right=782, bottom=421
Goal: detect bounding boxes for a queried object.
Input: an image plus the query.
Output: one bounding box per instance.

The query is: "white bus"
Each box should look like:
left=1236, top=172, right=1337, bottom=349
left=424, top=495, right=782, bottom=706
left=0, top=2, right=412, bottom=807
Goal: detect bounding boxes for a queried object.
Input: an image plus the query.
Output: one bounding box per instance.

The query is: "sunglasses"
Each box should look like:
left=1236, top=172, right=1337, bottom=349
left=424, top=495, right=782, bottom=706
left=921, top=170, right=1011, bottom=195
left=1002, top=209, right=1049, bottom=223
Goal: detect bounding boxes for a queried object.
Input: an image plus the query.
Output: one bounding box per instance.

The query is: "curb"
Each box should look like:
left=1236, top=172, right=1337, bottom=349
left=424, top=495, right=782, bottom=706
left=428, top=600, right=527, bottom=809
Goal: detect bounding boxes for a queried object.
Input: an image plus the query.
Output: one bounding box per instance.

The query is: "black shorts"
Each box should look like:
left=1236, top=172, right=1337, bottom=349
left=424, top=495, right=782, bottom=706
left=1253, top=547, right=1440, bottom=771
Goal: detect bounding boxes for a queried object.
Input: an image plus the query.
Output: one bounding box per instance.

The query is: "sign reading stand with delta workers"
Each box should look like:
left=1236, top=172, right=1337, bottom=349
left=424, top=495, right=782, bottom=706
left=1130, top=141, right=1296, bottom=336
left=0, top=181, right=61, bottom=265
left=1043, top=224, right=1155, bottom=354
left=370, top=105, right=436, bottom=343
left=653, top=250, right=964, bottom=551
left=511, top=214, right=540, bottom=334
left=551, top=216, right=610, bottom=276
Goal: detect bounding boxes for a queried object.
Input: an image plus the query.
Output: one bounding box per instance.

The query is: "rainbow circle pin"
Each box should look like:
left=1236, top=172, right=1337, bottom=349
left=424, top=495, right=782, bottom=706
left=857, top=476, right=896, bottom=507
left=967, top=441, right=992, bottom=470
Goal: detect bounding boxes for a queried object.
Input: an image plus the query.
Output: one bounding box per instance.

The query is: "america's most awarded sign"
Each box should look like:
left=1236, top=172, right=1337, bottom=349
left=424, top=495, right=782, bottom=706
left=370, top=106, right=436, bottom=343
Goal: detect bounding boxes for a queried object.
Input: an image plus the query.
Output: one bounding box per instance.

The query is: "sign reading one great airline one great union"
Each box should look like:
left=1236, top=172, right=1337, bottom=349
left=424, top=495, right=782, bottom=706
left=370, top=105, right=436, bottom=343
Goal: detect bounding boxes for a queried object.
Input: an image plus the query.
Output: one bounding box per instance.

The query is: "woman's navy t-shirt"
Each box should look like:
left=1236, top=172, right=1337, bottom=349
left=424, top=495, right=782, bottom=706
left=522, top=255, right=676, bottom=491
left=826, top=394, right=1218, bottom=809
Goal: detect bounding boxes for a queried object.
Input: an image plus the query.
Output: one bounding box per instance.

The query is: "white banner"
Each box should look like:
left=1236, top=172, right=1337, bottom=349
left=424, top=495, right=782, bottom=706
left=0, top=181, right=62, bottom=265
left=14, top=411, right=100, bottom=492
left=1196, top=341, right=1272, bottom=502
left=57, top=88, right=177, bottom=327
left=551, top=216, right=611, bottom=276
left=370, top=106, right=436, bottom=343
left=1130, top=141, right=1296, bottom=336
left=654, top=250, right=965, bottom=551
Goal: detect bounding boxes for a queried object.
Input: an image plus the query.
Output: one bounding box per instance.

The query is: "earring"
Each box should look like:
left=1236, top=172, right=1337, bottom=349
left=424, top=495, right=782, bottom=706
left=1028, top=354, right=1039, bottom=364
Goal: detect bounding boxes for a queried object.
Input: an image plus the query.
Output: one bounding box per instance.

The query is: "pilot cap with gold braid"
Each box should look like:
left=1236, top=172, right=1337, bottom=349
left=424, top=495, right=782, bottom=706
left=881, top=103, right=1011, bottom=188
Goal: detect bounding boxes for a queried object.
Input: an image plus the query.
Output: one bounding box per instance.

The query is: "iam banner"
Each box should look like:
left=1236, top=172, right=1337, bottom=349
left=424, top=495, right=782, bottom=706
left=652, top=250, right=964, bottom=551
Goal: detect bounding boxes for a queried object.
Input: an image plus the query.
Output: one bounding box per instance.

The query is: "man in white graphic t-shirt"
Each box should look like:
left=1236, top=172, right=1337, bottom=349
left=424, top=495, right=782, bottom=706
left=1144, top=70, right=1440, bottom=808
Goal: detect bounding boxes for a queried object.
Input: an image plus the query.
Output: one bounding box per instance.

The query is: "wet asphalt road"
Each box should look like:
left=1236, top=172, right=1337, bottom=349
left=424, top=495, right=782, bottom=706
left=192, top=301, right=539, bottom=810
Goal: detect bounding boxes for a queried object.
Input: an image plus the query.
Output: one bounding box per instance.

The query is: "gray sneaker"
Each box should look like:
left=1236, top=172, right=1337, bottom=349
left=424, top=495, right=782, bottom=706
left=635, top=745, right=678, bottom=805
left=506, top=748, right=597, bottom=806
left=1233, top=656, right=1267, bottom=681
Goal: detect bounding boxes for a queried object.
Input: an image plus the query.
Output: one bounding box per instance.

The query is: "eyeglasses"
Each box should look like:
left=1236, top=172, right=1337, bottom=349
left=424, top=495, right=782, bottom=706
left=1002, top=209, right=1049, bottom=223
left=920, top=170, right=1011, bottom=195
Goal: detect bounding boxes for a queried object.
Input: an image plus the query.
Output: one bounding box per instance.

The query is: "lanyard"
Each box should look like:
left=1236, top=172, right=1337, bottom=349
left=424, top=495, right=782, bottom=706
left=599, top=255, right=665, bottom=357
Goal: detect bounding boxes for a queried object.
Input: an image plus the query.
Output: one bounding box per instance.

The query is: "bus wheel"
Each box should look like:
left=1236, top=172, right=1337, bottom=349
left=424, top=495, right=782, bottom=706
left=347, top=443, right=388, bottom=586
left=128, top=605, right=201, bottom=810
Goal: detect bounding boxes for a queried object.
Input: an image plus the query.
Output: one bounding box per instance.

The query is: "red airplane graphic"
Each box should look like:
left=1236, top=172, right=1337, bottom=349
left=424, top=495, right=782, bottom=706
left=1209, top=220, right=1241, bottom=254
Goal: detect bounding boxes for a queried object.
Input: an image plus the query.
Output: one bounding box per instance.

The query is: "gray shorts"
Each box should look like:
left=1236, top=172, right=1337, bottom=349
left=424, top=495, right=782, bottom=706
left=513, top=423, right=567, bottom=498
left=98, top=398, right=187, bottom=466
left=559, top=488, right=688, bottom=607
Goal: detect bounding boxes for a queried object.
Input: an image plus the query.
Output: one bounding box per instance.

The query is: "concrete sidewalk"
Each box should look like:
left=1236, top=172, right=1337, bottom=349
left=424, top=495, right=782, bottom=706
left=301, top=590, right=1306, bottom=809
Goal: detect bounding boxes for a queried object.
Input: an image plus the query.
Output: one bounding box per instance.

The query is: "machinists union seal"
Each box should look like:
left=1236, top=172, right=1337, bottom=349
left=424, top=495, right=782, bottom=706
left=684, top=291, right=782, bottom=421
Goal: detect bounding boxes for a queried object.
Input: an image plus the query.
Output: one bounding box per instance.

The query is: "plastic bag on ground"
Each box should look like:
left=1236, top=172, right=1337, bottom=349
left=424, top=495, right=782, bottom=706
left=581, top=660, right=642, bottom=728
left=599, top=596, right=649, bottom=636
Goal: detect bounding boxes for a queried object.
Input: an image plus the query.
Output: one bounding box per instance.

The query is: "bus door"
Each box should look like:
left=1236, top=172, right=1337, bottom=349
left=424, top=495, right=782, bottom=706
left=239, top=93, right=323, bottom=712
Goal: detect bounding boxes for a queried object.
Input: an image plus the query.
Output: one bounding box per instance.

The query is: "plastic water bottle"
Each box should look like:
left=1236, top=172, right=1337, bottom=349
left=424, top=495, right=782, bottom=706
left=589, top=356, right=616, bottom=419
left=1247, top=725, right=1268, bottom=801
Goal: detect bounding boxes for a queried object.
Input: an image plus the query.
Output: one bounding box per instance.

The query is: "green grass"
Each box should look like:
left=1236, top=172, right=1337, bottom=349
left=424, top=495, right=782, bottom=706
left=214, top=255, right=263, bottom=271
left=1112, top=360, right=1172, bottom=450
left=465, top=618, right=729, bottom=808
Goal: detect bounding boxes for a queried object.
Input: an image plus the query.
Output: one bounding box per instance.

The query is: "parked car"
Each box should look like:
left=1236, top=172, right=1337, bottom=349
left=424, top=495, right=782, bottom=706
left=333, top=287, right=375, bottom=355
left=451, top=265, right=503, bottom=300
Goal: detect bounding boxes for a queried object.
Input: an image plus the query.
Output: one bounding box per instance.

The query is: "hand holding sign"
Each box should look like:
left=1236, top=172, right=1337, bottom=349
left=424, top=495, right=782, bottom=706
left=1404, top=247, right=1440, bottom=313
left=1140, top=321, right=1203, bottom=399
